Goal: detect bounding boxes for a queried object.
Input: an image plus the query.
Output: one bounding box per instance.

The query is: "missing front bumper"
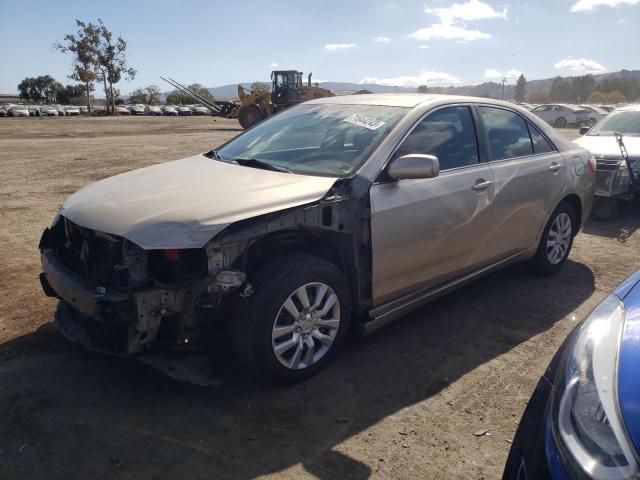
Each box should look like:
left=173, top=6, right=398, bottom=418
left=55, top=301, right=221, bottom=386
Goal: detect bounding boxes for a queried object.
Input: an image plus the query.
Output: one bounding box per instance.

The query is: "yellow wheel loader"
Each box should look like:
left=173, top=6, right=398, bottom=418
left=162, top=71, right=333, bottom=129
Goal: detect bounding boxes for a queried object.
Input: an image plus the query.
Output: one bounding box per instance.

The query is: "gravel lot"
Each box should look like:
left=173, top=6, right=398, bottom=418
left=1, top=116, right=638, bottom=480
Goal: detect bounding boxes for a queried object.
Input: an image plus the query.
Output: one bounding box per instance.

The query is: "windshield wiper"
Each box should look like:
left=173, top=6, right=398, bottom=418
left=232, top=158, right=293, bottom=173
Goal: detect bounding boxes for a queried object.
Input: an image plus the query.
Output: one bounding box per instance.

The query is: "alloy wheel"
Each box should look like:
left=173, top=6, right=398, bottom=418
left=546, top=212, right=572, bottom=264
left=271, top=282, right=341, bottom=370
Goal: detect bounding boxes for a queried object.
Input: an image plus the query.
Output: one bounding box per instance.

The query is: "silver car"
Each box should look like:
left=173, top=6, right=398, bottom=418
left=39, top=94, right=595, bottom=385
left=531, top=104, right=590, bottom=128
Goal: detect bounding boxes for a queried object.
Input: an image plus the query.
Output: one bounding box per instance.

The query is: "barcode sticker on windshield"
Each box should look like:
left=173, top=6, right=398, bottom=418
left=343, top=114, right=386, bottom=131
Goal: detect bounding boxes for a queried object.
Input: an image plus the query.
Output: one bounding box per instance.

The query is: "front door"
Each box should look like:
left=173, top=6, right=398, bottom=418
left=370, top=105, right=494, bottom=306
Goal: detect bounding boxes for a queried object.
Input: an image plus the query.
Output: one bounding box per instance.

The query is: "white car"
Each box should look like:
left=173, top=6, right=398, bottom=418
left=146, top=105, right=163, bottom=116
left=177, top=106, right=193, bottom=116
left=580, top=105, right=608, bottom=126
left=64, top=106, right=81, bottom=116
left=128, top=104, right=146, bottom=115
left=162, top=105, right=178, bottom=116
left=41, top=106, right=59, bottom=116
left=192, top=106, right=210, bottom=116
left=8, top=105, right=30, bottom=117
left=116, top=106, right=131, bottom=115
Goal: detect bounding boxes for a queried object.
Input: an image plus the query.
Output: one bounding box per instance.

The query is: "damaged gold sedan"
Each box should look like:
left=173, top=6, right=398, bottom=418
left=39, top=94, right=594, bottom=385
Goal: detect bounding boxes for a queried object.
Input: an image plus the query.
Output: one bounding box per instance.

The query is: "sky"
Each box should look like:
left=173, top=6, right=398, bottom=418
left=0, top=0, right=639, bottom=95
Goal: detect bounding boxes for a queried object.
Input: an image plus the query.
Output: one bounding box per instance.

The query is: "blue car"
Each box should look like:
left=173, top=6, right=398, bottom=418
left=504, top=269, right=640, bottom=479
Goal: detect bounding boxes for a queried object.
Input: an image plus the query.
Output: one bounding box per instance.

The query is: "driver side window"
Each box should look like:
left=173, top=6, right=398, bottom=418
left=395, top=106, right=480, bottom=170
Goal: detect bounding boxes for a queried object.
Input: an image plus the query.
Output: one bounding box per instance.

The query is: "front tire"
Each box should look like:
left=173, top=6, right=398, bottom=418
left=231, top=254, right=351, bottom=384
left=238, top=104, right=263, bottom=129
left=555, top=117, right=567, bottom=128
left=530, top=202, right=575, bottom=275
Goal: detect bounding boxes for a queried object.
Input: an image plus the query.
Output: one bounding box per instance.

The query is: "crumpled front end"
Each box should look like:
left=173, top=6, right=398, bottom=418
left=39, top=215, right=249, bottom=385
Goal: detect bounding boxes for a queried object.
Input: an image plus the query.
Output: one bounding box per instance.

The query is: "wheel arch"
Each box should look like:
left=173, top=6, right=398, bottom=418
left=561, top=193, right=583, bottom=234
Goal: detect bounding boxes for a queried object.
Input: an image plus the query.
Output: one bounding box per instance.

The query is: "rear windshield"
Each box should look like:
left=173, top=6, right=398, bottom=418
left=216, top=103, right=408, bottom=177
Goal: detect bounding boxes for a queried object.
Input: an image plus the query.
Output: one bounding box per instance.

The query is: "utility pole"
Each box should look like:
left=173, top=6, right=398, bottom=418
left=500, top=77, right=506, bottom=100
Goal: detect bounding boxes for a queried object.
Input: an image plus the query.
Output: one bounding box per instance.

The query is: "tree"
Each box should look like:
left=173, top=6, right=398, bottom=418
left=129, top=85, right=161, bottom=104
left=94, top=19, right=136, bottom=114
left=527, top=91, right=549, bottom=104
left=56, top=84, right=86, bottom=104
left=166, top=84, right=212, bottom=105
left=572, top=75, right=596, bottom=103
left=514, top=74, right=527, bottom=102
left=587, top=90, right=626, bottom=104
left=55, top=20, right=100, bottom=112
left=18, top=75, right=63, bottom=103
left=416, top=85, right=429, bottom=93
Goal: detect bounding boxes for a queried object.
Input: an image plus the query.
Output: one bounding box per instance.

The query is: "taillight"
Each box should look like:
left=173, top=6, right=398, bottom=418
left=587, top=155, right=597, bottom=173
left=163, top=249, right=181, bottom=262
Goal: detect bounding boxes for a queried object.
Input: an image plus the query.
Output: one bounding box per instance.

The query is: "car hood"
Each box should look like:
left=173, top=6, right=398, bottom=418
left=60, top=154, right=338, bottom=249
left=573, top=135, right=640, bottom=159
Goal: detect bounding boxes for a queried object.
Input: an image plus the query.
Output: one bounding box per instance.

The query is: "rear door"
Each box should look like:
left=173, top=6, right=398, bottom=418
left=370, top=105, right=494, bottom=305
left=476, top=105, right=566, bottom=260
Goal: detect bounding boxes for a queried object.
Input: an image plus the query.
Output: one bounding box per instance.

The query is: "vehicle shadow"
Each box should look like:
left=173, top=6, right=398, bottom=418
left=583, top=200, right=640, bottom=241
left=0, top=260, right=595, bottom=480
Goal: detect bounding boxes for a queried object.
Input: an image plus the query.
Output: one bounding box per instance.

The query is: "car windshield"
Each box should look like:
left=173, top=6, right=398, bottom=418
left=215, top=103, right=408, bottom=177
left=588, top=110, right=640, bottom=136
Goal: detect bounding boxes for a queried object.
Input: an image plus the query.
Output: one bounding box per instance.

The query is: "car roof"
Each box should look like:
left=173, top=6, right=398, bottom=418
left=305, top=93, right=523, bottom=109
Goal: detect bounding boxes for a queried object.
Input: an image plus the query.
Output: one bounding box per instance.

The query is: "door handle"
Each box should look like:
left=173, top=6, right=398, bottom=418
left=549, top=162, right=562, bottom=172
left=471, top=180, right=492, bottom=191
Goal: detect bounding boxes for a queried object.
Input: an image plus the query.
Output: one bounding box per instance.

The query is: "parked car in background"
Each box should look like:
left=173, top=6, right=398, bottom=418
left=574, top=104, right=640, bottom=220
left=128, top=104, right=146, bottom=115
left=177, top=105, right=193, bottom=116
left=39, top=94, right=595, bottom=385
left=28, top=106, right=40, bottom=116
left=531, top=104, right=590, bottom=128
left=0, top=107, right=7, bottom=117
left=146, top=105, right=163, bottom=116
left=79, top=106, right=89, bottom=114
left=64, top=106, right=81, bottom=116
left=162, top=105, right=178, bottom=116
left=8, top=105, right=30, bottom=117
left=580, top=104, right=608, bottom=126
left=53, top=105, right=66, bottom=116
left=115, top=105, right=131, bottom=115
left=41, top=106, right=59, bottom=116
left=192, top=105, right=210, bottom=116
left=503, top=268, right=640, bottom=480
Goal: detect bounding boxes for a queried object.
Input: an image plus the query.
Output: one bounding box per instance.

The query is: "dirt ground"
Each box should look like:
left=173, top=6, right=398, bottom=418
left=1, top=116, right=639, bottom=480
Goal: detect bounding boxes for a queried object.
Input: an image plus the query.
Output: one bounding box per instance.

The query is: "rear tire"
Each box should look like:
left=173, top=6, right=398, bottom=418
left=529, top=202, right=575, bottom=275
left=555, top=117, right=567, bottom=128
left=238, top=104, right=263, bottom=129
left=591, top=197, right=618, bottom=221
left=231, top=254, right=351, bottom=384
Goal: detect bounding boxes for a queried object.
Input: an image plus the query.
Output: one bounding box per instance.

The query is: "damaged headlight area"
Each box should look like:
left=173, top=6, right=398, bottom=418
left=551, top=294, right=638, bottom=479
left=38, top=215, right=251, bottom=384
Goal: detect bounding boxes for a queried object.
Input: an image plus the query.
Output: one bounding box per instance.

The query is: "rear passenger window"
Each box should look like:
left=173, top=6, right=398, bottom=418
left=479, top=107, right=533, bottom=160
left=528, top=122, right=555, bottom=154
left=395, top=106, right=479, bottom=170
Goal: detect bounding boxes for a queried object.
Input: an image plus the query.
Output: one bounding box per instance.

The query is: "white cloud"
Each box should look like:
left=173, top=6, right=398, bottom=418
left=570, top=0, right=639, bottom=12
left=419, top=45, right=430, bottom=49
left=359, top=70, right=462, bottom=87
left=268, top=62, right=278, bottom=68
left=409, top=0, right=506, bottom=44
left=485, top=68, right=522, bottom=79
left=325, top=43, right=356, bottom=50
left=373, top=36, right=391, bottom=43
left=425, top=0, right=508, bottom=24
left=409, top=23, right=491, bottom=41
left=554, top=58, right=606, bottom=73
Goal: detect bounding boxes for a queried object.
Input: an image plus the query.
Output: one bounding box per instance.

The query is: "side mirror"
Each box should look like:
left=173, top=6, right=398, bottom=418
left=388, top=154, right=440, bottom=180
left=579, top=126, right=590, bottom=135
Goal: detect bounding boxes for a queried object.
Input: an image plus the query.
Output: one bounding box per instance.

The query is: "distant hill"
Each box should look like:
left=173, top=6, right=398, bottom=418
left=159, top=69, right=640, bottom=101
